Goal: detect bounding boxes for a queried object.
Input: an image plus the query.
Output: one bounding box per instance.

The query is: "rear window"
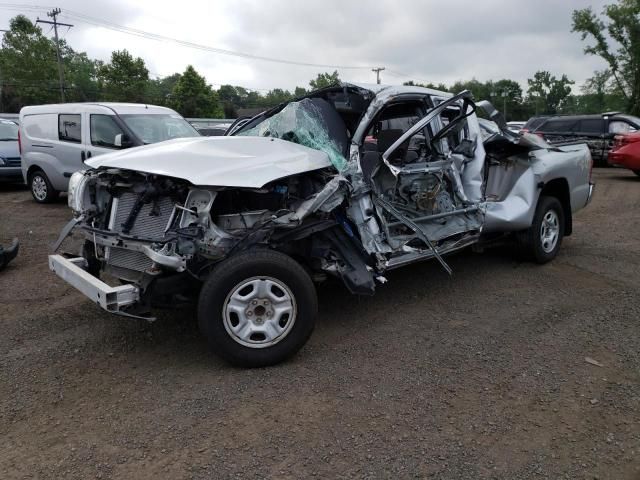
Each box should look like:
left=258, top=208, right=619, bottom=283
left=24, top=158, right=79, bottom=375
left=523, top=117, right=547, bottom=131
left=58, top=114, right=81, bottom=143
left=579, top=118, right=603, bottom=134
left=539, top=118, right=579, bottom=133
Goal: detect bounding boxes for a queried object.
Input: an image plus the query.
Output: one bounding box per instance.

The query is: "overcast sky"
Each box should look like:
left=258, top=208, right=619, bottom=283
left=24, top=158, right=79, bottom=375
left=1, top=0, right=612, bottom=93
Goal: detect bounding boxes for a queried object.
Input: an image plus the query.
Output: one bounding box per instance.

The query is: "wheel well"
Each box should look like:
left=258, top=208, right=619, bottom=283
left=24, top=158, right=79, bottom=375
left=541, top=178, right=572, bottom=236
left=26, top=165, right=43, bottom=180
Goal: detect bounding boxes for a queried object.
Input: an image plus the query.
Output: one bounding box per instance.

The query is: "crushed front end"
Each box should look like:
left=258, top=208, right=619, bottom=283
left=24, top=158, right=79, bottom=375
left=51, top=165, right=346, bottom=319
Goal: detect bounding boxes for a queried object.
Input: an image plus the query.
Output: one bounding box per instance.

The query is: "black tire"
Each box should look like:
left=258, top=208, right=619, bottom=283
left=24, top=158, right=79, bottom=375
left=633, top=170, right=640, bottom=177
left=517, top=196, right=565, bottom=264
left=198, top=249, right=317, bottom=367
left=29, top=170, right=59, bottom=203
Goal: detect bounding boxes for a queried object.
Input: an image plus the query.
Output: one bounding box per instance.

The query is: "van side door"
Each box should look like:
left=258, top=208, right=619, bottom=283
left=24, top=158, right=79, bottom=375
left=57, top=113, right=87, bottom=176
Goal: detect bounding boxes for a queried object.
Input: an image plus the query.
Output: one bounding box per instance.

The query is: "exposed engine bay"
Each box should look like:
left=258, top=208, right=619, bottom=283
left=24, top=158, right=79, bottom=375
left=67, top=167, right=342, bottom=288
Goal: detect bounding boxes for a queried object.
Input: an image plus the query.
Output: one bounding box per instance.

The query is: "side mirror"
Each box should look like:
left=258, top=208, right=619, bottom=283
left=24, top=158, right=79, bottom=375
left=114, top=133, right=132, bottom=148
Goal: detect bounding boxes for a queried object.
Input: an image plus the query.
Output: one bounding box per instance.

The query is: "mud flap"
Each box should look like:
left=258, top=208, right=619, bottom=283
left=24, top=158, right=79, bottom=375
left=321, top=228, right=376, bottom=295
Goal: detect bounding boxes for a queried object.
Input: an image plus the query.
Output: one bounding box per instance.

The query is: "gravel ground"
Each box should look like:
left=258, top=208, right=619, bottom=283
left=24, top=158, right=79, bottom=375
left=0, top=168, right=639, bottom=479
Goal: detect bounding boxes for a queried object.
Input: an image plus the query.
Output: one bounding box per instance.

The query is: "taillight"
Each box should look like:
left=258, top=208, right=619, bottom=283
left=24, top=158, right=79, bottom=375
left=612, top=134, right=640, bottom=150
left=18, top=128, right=21, bottom=155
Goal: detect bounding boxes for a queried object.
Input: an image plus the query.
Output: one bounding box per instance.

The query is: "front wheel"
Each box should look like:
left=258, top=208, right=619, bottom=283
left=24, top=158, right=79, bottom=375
left=29, top=170, right=59, bottom=203
left=198, top=250, right=317, bottom=367
left=517, top=196, right=565, bottom=264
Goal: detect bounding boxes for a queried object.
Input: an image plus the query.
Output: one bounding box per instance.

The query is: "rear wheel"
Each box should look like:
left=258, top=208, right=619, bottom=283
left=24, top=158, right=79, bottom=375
left=517, top=196, right=565, bottom=264
left=29, top=170, right=58, bottom=203
left=633, top=169, right=640, bottom=176
left=198, top=250, right=317, bottom=367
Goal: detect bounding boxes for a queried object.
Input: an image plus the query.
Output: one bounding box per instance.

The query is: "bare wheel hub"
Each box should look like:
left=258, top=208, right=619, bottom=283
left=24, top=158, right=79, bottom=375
left=540, top=209, right=560, bottom=253
left=223, top=276, right=296, bottom=348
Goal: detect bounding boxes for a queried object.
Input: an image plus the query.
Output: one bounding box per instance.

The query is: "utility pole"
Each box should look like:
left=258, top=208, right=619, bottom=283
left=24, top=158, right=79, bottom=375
left=0, top=30, right=6, bottom=112
left=372, top=67, right=385, bottom=85
left=37, top=8, right=73, bottom=103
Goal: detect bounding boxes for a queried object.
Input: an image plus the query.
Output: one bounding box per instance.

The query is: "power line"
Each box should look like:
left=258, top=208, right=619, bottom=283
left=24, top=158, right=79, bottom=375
left=48, top=8, right=375, bottom=70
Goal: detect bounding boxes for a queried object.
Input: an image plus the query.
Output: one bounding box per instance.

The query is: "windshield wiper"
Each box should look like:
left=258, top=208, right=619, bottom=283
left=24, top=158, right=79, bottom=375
left=0, top=138, right=18, bottom=141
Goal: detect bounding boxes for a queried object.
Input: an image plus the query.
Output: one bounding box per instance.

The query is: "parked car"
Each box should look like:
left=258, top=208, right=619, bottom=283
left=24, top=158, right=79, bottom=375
left=49, top=83, right=594, bottom=367
left=196, top=126, right=228, bottom=136
left=531, top=113, right=640, bottom=166
left=19, top=103, right=201, bottom=203
left=520, top=116, right=549, bottom=133
left=0, top=119, right=22, bottom=183
left=506, top=121, right=526, bottom=132
left=608, top=132, right=640, bottom=176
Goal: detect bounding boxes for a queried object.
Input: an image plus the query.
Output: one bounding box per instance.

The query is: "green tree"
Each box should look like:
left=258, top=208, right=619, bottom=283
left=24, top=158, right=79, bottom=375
left=64, top=51, right=102, bottom=102
left=527, top=70, right=574, bottom=114
left=572, top=1, right=640, bottom=115
left=0, top=15, right=59, bottom=110
left=147, top=73, right=181, bottom=106
left=309, top=71, right=340, bottom=90
left=99, top=49, right=149, bottom=102
left=170, top=65, right=222, bottom=117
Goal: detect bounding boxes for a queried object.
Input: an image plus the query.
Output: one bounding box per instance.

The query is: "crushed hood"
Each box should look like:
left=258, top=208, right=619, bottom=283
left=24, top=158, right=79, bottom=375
left=85, top=136, right=332, bottom=188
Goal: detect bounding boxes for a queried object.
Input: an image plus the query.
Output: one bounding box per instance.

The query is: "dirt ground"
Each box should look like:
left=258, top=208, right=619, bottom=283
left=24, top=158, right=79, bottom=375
left=0, top=168, right=639, bottom=479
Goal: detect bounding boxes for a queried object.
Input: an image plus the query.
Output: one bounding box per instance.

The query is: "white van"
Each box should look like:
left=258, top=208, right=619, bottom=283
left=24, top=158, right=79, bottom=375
left=19, top=103, right=200, bottom=202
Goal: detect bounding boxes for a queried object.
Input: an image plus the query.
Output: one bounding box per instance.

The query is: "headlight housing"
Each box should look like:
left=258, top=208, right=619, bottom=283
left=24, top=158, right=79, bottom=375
left=67, top=170, right=89, bottom=214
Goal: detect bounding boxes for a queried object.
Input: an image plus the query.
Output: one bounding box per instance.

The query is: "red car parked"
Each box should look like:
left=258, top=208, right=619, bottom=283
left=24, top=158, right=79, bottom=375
left=608, top=132, right=640, bottom=176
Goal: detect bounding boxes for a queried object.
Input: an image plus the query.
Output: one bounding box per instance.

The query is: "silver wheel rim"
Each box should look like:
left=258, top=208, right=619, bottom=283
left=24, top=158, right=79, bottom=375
left=32, top=175, right=47, bottom=201
left=540, top=209, right=560, bottom=253
left=222, top=276, right=297, bottom=349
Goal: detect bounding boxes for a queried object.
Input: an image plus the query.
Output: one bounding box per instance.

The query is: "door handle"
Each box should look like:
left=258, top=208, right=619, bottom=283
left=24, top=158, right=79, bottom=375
left=81, top=151, right=86, bottom=161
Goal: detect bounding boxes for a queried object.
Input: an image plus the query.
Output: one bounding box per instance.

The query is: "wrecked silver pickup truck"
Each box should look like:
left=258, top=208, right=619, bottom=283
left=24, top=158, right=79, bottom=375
left=49, top=83, right=594, bottom=367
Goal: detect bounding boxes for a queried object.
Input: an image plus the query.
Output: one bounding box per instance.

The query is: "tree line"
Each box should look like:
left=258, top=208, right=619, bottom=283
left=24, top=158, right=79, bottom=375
left=1, top=1, right=639, bottom=120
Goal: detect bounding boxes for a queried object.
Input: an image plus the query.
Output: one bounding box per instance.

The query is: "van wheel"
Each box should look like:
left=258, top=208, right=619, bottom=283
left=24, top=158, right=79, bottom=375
left=29, top=170, right=58, bottom=203
left=517, top=196, right=564, bottom=264
left=198, top=250, right=317, bottom=367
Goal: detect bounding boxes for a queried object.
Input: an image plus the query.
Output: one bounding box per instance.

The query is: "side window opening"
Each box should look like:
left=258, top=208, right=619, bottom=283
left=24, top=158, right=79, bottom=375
left=609, top=120, right=637, bottom=134
left=541, top=118, right=579, bottom=133
left=579, top=118, right=603, bottom=134
left=90, top=115, right=125, bottom=149
left=58, top=114, right=81, bottom=143
left=364, top=101, right=428, bottom=165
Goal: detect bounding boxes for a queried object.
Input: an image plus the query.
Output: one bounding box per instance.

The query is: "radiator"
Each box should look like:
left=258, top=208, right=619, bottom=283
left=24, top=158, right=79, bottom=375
left=106, top=193, right=177, bottom=273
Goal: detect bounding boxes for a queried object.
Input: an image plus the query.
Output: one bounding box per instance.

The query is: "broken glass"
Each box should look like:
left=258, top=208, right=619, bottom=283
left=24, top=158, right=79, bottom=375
left=238, top=98, right=348, bottom=171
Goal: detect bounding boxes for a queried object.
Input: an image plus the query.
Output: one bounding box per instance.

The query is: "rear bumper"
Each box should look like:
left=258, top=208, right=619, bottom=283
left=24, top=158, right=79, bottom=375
left=608, top=151, right=640, bottom=170
left=48, top=254, right=140, bottom=313
left=586, top=182, right=595, bottom=206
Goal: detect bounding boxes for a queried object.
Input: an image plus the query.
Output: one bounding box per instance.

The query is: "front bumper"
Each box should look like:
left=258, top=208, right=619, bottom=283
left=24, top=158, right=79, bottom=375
left=0, top=167, right=23, bottom=181
left=49, top=254, right=140, bottom=313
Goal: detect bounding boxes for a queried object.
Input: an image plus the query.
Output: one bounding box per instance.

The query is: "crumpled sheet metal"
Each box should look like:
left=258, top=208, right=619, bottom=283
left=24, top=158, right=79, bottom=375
left=238, top=99, right=348, bottom=171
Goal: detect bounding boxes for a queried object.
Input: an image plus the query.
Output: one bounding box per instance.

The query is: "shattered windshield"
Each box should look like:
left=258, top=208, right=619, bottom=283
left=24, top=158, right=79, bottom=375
left=236, top=98, right=348, bottom=171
